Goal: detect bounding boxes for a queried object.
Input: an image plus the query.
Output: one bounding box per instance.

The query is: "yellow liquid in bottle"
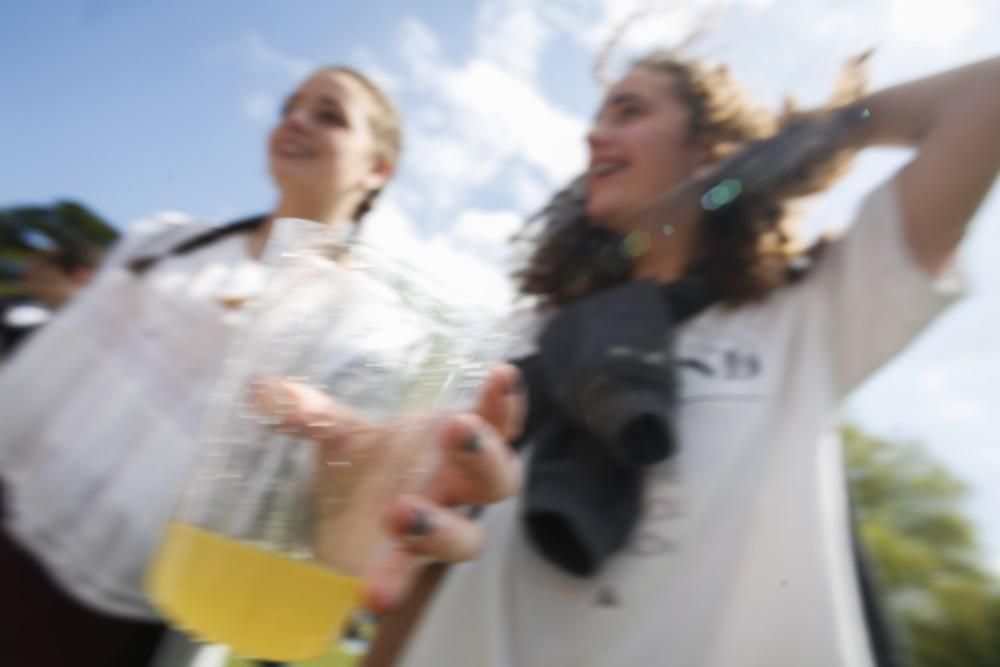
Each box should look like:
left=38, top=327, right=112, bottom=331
left=147, top=521, right=363, bottom=662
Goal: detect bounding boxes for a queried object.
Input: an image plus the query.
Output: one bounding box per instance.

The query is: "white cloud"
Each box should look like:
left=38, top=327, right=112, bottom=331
left=934, top=397, right=988, bottom=424
left=392, top=16, right=586, bottom=216
left=399, top=18, right=443, bottom=82
left=804, top=5, right=878, bottom=45
left=405, top=130, right=502, bottom=211
left=242, top=91, right=276, bottom=124
left=238, top=30, right=315, bottom=81
left=582, top=1, right=701, bottom=54
left=451, top=209, right=522, bottom=263
left=415, top=236, right=516, bottom=306
left=477, top=0, right=552, bottom=80
left=442, top=60, right=588, bottom=182
left=888, top=0, right=980, bottom=50
left=359, top=197, right=423, bottom=256
left=350, top=46, right=402, bottom=95
left=360, top=198, right=516, bottom=307
left=510, top=165, right=551, bottom=213
left=578, top=0, right=772, bottom=55
left=889, top=364, right=991, bottom=427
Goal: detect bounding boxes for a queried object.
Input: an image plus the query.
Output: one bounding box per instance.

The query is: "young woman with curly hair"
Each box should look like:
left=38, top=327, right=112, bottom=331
left=337, top=49, right=1000, bottom=667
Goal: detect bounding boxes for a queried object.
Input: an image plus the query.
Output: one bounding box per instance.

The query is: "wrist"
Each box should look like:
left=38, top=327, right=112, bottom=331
left=832, top=101, right=877, bottom=150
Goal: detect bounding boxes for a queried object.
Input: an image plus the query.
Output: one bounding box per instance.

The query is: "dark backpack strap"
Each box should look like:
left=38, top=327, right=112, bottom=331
left=127, top=215, right=267, bottom=275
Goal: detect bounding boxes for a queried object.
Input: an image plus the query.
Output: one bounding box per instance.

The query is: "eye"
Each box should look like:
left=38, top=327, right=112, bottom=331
left=316, top=109, right=347, bottom=127
left=615, top=103, right=643, bottom=121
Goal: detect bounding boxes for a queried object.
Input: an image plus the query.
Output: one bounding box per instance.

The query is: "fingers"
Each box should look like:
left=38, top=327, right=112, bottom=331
left=362, top=369, right=525, bottom=613
left=248, top=371, right=524, bottom=617
left=387, top=495, right=484, bottom=562
left=424, top=413, right=523, bottom=507
left=474, top=363, right=526, bottom=442
left=248, top=376, right=371, bottom=444
left=363, top=495, right=485, bottom=613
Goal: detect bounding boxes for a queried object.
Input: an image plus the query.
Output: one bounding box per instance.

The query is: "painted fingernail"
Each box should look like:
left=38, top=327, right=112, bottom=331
left=462, top=432, right=482, bottom=454
left=408, top=509, right=433, bottom=537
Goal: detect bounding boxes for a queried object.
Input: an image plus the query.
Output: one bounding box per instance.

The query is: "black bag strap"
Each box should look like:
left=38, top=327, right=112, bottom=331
left=127, top=215, right=267, bottom=275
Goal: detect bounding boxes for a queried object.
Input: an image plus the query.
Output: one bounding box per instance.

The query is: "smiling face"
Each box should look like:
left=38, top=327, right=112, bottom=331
left=585, top=67, right=708, bottom=235
left=268, top=70, right=391, bottom=217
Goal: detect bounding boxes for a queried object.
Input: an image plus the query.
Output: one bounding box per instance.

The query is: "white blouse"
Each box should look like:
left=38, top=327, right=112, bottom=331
left=0, top=215, right=429, bottom=618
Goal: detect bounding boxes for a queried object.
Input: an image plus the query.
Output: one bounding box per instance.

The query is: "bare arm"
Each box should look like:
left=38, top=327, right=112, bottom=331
left=853, top=55, right=1000, bottom=274
left=359, top=564, right=449, bottom=667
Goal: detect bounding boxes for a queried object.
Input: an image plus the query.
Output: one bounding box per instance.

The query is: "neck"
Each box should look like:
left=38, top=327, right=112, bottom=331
left=630, top=241, right=690, bottom=283
left=629, top=208, right=701, bottom=284
left=272, top=193, right=356, bottom=229
left=247, top=193, right=358, bottom=259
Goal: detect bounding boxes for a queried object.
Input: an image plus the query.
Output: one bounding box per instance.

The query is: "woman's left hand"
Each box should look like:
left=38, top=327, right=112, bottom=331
left=252, top=364, right=525, bottom=613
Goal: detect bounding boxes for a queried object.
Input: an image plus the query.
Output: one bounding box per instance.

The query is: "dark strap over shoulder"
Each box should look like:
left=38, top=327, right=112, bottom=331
left=127, top=215, right=267, bottom=275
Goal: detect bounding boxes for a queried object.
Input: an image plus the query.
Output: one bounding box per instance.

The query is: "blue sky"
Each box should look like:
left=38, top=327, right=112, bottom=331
left=2, top=0, right=998, bottom=567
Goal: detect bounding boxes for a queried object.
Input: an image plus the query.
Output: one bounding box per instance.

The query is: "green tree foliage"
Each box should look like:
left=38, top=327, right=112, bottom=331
left=843, top=425, right=1000, bottom=666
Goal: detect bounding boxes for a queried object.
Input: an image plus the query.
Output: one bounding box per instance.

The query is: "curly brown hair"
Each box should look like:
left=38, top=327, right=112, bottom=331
left=516, top=52, right=871, bottom=307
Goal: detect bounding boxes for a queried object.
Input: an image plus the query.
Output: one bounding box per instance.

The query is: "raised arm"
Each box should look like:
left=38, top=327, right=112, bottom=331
left=854, top=55, right=1000, bottom=274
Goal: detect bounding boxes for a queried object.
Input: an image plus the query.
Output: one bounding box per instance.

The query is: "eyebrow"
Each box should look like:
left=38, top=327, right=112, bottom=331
left=316, top=94, right=343, bottom=109
left=281, top=93, right=349, bottom=118
left=596, top=91, right=645, bottom=119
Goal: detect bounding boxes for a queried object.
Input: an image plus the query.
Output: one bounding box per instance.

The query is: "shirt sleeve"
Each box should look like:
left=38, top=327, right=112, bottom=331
left=803, top=178, right=965, bottom=397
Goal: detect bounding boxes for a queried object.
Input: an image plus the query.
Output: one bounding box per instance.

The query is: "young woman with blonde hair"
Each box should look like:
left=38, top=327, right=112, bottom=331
left=0, top=65, right=506, bottom=667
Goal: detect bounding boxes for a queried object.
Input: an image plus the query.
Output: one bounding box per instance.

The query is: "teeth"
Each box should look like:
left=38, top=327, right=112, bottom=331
left=279, top=140, right=310, bottom=157
left=591, top=163, right=624, bottom=177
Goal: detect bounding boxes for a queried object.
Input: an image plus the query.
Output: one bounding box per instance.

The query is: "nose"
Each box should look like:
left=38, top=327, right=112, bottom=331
left=282, top=105, right=312, bottom=132
left=586, top=121, right=611, bottom=153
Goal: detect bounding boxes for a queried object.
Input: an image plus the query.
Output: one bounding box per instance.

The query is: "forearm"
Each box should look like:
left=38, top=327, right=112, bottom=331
left=856, top=55, right=1000, bottom=150
left=361, top=564, right=448, bottom=667
left=850, top=55, right=1000, bottom=273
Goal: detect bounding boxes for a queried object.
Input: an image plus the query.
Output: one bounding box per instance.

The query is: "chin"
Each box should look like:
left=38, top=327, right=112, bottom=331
left=270, top=161, right=308, bottom=188
left=586, top=190, right=625, bottom=227
left=268, top=157, right=287, bottom=180
left=585, top=197, right=611, bottom=224
left=586, top=208, right=631, bottom=235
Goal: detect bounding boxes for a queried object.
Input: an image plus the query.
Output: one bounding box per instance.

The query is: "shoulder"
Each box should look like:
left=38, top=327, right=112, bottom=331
left=102, top=212, right=215, bottom=269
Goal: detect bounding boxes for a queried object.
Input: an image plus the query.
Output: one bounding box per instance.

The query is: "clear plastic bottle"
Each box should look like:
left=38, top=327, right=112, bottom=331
left=146, top=218, right=503, bottom=661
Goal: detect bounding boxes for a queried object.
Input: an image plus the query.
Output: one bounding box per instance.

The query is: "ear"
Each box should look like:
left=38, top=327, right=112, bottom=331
left=363, top=156, right=395, bottom=191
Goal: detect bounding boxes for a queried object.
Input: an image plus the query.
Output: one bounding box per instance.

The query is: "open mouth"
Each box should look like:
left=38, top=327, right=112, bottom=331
left=274, top=138, right=314, bottom=159
left=588, top=161, right=628, bottom=183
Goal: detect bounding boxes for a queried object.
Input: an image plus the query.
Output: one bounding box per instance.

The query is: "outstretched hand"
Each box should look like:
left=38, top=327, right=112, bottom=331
left=252, top=364, right=524, bottom=613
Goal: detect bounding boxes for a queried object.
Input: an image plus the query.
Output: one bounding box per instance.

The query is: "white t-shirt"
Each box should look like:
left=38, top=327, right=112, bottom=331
left=398, top=181, right=963, bottom=667
left=0, top=215, right=423, bottom=619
